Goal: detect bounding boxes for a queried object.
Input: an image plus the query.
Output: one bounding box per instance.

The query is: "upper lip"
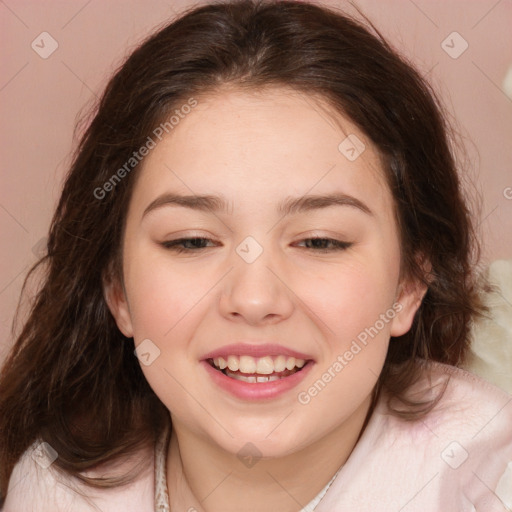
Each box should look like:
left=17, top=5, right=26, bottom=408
left=201, top=343, right=314, bottom=361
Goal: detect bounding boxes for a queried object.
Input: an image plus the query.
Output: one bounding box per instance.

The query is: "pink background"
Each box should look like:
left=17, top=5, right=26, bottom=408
left=1, top=0, right=512, bottom=360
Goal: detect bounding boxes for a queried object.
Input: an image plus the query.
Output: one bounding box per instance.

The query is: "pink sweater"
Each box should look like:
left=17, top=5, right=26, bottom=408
left=3, top=362, right=511, bottom=511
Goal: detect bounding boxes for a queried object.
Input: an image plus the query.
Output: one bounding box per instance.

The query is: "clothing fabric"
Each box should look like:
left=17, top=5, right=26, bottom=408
left=3, top=362, right=512, bottom=511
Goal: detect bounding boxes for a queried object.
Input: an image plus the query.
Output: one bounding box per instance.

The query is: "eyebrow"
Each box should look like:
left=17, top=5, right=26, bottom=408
left=142, top=192, right=373, bottom=219
left=278, top=193, right=372, bottom=216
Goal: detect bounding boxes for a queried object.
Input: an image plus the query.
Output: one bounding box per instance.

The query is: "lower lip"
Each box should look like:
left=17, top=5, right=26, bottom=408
left=201, top=360, right=314, bottom=400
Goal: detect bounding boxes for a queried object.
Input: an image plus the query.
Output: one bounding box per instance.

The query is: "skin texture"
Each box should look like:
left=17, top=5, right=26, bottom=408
left=106, top=87, right=426, bottom=511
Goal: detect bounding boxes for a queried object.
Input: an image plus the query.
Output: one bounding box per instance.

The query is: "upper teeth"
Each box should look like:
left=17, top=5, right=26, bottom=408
left=212, top=355, right=306, bottom=374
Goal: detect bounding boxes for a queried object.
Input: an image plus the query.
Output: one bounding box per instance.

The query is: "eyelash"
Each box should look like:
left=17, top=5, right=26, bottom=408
left=160, top=237, right=353, bottom=253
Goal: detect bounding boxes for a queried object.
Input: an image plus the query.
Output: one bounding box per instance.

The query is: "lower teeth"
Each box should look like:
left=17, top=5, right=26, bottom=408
left=222, top=367, right=298, bottom=383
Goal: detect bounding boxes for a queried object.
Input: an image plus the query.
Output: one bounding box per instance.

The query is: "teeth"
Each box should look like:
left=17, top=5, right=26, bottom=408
left=239, top=355, right=257, bottom=374
left=212, top=354, right=307, bottom=374
left=286, top=358, right=297, bottom=370
left=256, top=356, right=274, bottom=374
left=274, top=355, right=287, bottom=373
left=227, top=355, right=239, bottom=372
left=225, top=369, right=282, bottom=383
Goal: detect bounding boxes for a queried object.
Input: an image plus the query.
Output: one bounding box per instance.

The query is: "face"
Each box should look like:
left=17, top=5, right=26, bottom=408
left=106, top=87, right=424, bottom=458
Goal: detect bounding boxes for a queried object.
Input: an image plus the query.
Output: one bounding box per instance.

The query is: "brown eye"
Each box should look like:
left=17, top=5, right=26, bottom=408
left=161, top=237, right=217, bottom=252
left=297, top=238, right=352, bottom=251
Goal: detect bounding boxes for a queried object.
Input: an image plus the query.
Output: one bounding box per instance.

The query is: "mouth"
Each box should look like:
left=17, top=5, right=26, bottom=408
left=207, top=354, right=309, bottom=383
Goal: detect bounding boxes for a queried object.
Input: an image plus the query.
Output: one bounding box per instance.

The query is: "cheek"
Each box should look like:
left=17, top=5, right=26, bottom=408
left=294, top=268, right=397, bottom=426
left=123, top=243, right=209, bottom=339
left=306, top=259, right=400, bottom=339
left=294, top=254, right=399, bottom=406
left=123, top=252, right=210, bottom=415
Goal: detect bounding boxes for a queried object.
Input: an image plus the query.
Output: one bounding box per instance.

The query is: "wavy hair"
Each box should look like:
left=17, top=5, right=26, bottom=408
left=0, top=0, right=482, bottom=502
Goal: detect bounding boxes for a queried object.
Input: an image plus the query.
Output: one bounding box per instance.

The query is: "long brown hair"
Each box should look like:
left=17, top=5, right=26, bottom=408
left=0, top=0, right=482, bottom=502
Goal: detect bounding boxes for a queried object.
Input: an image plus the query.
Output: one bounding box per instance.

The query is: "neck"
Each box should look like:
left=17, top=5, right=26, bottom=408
left=166, top=395, right=372, bottom=512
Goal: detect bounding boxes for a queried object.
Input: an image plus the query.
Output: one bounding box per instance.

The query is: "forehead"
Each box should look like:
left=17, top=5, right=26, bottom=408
left=130, top=87, right=392, bottom=216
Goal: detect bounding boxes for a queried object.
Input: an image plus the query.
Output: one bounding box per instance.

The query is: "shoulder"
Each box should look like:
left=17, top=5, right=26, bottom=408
left=421, top=361, right=512, bottom=450
left=317, top=362, right=512, bottom=512
left=407, top=361, right=512, bottom=437
left=2, top=440, right=155, bottom=512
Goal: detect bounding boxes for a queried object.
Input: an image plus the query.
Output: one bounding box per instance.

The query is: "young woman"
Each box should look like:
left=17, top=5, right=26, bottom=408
left=1, top=1, right=510, bottom=510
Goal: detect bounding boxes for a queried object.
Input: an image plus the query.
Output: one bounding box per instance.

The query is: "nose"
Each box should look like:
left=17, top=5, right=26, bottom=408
left=218, top=247, right=294, bottom=326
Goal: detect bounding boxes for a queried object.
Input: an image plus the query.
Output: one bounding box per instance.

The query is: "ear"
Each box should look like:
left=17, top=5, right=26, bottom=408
left=390, top=263, right=430, bottom=337
left=103, top=274, right=134, bottom=338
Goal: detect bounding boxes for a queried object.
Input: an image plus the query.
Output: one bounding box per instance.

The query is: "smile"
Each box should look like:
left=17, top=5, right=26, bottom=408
left=209, top=354, right=307, bottom=383
left=201, top=343, right=314, bottom=399
left=202, top=355, right=314, bottom=400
